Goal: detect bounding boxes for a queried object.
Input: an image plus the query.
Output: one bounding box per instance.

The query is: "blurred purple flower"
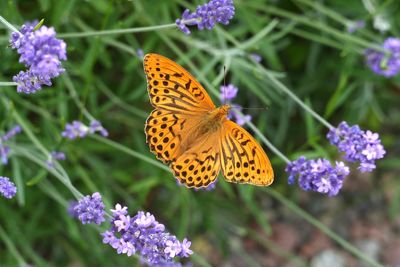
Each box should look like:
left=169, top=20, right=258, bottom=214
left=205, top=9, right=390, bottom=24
left=74, top=192, right=105, bottom=225
left=0, top=125, right=22, bottom=165
left=250, top=53, right=262, bottom=63
left=365, top=37, right=400, bottom=77
left=10, top=21, right=67, bottom=94
left=46, top=151, right=66, bottom=168
left=327, top=122, right=386, bottom=172
left=219, top=85, right=252, bottom=126
left=102, top=204, right=192, bottom=266
left=176, top=0, right=235, bottom=35
left=220, top=84, right=238, bottom=102
left=286, top=156, right=349, bottom=196
left=67, top=200, right=79, bottom=218
left=193, top=179, right=217, bottom=191
left=0, top=176, right=17, bottom=199
left=347, top=20, right=365, bottom=33
left=136, top=49, right=144, bottom=59
left=62, top=120, right=108, bottom=140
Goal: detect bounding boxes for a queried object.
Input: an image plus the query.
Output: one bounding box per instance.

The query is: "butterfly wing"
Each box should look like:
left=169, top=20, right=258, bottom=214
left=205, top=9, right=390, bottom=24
left=145, top=108, right=203, bottom=164
left=220, top=120, right=274, bottom=186
left=144, top=53, right=215, bottom=114
left=171, top=131, right=221, bottom=188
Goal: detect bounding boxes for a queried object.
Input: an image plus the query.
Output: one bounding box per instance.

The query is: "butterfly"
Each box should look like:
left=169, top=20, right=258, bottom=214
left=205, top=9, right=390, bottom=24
left=144, top=53, right=274, bottom=188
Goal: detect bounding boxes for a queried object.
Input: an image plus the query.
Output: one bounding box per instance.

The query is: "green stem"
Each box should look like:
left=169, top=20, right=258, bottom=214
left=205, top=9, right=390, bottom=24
left=0, top=225, right=26, bottom=266
left=0, top=15, right=20, bottom=33
left=0, top=82, right=18, bottom=86
left=266, top=188, right=384, bottom=267
left=90, top=135, right=171, bottom=173
left=58, top=23, right=177, bottom=38
left=236, top=58, right=334, bottom=129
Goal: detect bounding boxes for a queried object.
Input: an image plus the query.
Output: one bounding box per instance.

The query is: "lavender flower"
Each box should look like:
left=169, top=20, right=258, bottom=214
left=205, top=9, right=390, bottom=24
left=220, top=84, right=238, bottom=102
left=0, top=125, right=22, bottom=165
left=10, top=21, right=67, bottom=94
left=62, top=120, right=108, bottom=140
left=365, top=37, right=400, bottom=77
left=219, top=84, right=252, bottom=126
left=250, top=53, right=262, bottom=63
left=73, top=192, right=105, bottom=225
left=347, top=20, right=365, bottom=33
left=67, top=200, right=79, bottom=218
left=327, top=122, right=386, bottom=172
left=176, top=0, right=235, bottom=35
left=0, top=177, right=17, bottom=199
left=102, top=204, right=193, bottom=266
left=286, top=156, right=349, bottom=196
left=46, top=151, right=66, bottom=168
left=193, top=180, right=217, bottom=191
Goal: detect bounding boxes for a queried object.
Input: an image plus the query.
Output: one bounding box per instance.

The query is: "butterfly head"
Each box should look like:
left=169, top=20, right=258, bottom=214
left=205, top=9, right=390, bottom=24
left=219, top=104, right=231, bottom=116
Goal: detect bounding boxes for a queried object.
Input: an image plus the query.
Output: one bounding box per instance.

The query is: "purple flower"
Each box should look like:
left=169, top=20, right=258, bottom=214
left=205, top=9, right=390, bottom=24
left=102, top=204, right=193, bottom=266
left=10, top=21, right=67, bottom=94
left=137, top=49, right=144, bottom=59
left=73, top=192, right=105, bottom=225
left=365, top=37, right=400, bottom=77
left=193, top=180, right=217, bottom=191
left=220, top=84, right=238, bottom=102
left=46, top=151, right=66, bottom=168
left=347, top=20, right=365, bottom=33
left=219, top=85, right=252, bottom=126
left=286, top=156, right=349, bottom=196
left=0, top=177, right=17, bottom=199
left=67, top=200, right=79, bottom=218
left=250, top=53, right=262, bottom=63
left=176, top=0, right=235, bottom=35
left=327, top=122, right=386, bottom=172
left=0, top=125, right=22, bottom=165
left=62, top=120, right=108, bottom=140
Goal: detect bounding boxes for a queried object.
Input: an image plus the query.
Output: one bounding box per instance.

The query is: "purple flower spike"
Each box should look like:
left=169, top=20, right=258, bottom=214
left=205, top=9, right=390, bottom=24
left=102, top=204, right=193, bottom=266
left=327, top=122, right=386, bottom=172
left=46, top=151, right=66, bottom=168
left=0, top=125, right=22, bottom=165
left=220, top=84, right=238, bottom=102
left=10, top=21, right=67, bottom=94
left=176, top=0, right=235, bottom=35
left=286, top=156, right=349, bottom=196
left=0, top=177, right=17, bottom=199
left=74, top=192, right=105, bottom=225
left=365, top=37, right=400, bottom=77
left=62, top=120, right=108, bottom=140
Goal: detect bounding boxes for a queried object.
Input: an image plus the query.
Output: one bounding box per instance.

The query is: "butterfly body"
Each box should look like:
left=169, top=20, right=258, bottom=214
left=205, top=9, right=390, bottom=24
left=144, top=54, right=274, bottom=188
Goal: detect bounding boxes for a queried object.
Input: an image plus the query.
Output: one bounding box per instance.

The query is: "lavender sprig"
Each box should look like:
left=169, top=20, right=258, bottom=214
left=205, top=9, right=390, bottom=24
left=0, top=125, right=22, bottom=165
left=73, top=192, right=105, bottom=225
left=62, top=120, right=108, bottom=140
left=365, top=37, right=400, bottom=77
left=102, top=204, right=193, bottom=266
left=9, top=21, right=67, bottom=94
left=220, top=84, right=252, bottom=126
left=0, top=177, right=17, bottom=199
left=286, top=156, right=350, bottom=196
left=176, top=0, right=235, bottom=35
left=327, top=122, right=386, bottom=172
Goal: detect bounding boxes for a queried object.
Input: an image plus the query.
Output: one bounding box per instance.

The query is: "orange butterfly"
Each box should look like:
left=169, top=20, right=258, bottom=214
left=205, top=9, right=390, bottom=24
left=144, top=53, right=274, bottom=188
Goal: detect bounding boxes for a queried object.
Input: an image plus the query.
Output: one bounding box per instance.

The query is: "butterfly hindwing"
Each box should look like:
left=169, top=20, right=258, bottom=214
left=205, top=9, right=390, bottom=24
left=171, top=133, right=221, bottom=188
left=220, top=120, right=274, bottom=186
left=144, top=54, right=215, bottom=115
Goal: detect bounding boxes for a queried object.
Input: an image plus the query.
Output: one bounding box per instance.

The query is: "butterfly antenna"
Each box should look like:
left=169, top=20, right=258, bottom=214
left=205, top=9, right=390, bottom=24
left=223, top=66, right=227, bottom=105
left=239, top=106, right=270, bottom=110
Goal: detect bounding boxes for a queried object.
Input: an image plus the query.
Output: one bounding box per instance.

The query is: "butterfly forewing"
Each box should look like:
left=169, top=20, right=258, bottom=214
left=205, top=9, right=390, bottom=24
left=220, top=120, right=274, bottom=186
left=144, top=54, right=215, bottom=114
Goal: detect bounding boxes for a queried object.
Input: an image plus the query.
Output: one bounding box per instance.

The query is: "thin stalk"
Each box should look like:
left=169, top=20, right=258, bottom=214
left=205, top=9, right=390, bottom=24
left=0, top=82, right=18, bottom=86
left=58, top=23, right=177, bottom=38
left=0, top=15, right=20, bottom=33
left=0, top=225, right=26, bottom=266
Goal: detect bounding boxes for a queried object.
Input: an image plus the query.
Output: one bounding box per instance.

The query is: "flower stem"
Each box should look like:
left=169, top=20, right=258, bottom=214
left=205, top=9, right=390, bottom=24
left=58, top=23, right=177, bottom=38
left=0, top=15, right=20, bottom=33
left=0, top=225, right=27, bottom=266
left=0, top=82, right=18, bottom=86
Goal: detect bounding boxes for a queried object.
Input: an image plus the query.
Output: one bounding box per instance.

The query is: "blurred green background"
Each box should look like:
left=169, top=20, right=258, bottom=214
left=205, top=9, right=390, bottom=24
left=0, top=0, right=399, bottom=266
